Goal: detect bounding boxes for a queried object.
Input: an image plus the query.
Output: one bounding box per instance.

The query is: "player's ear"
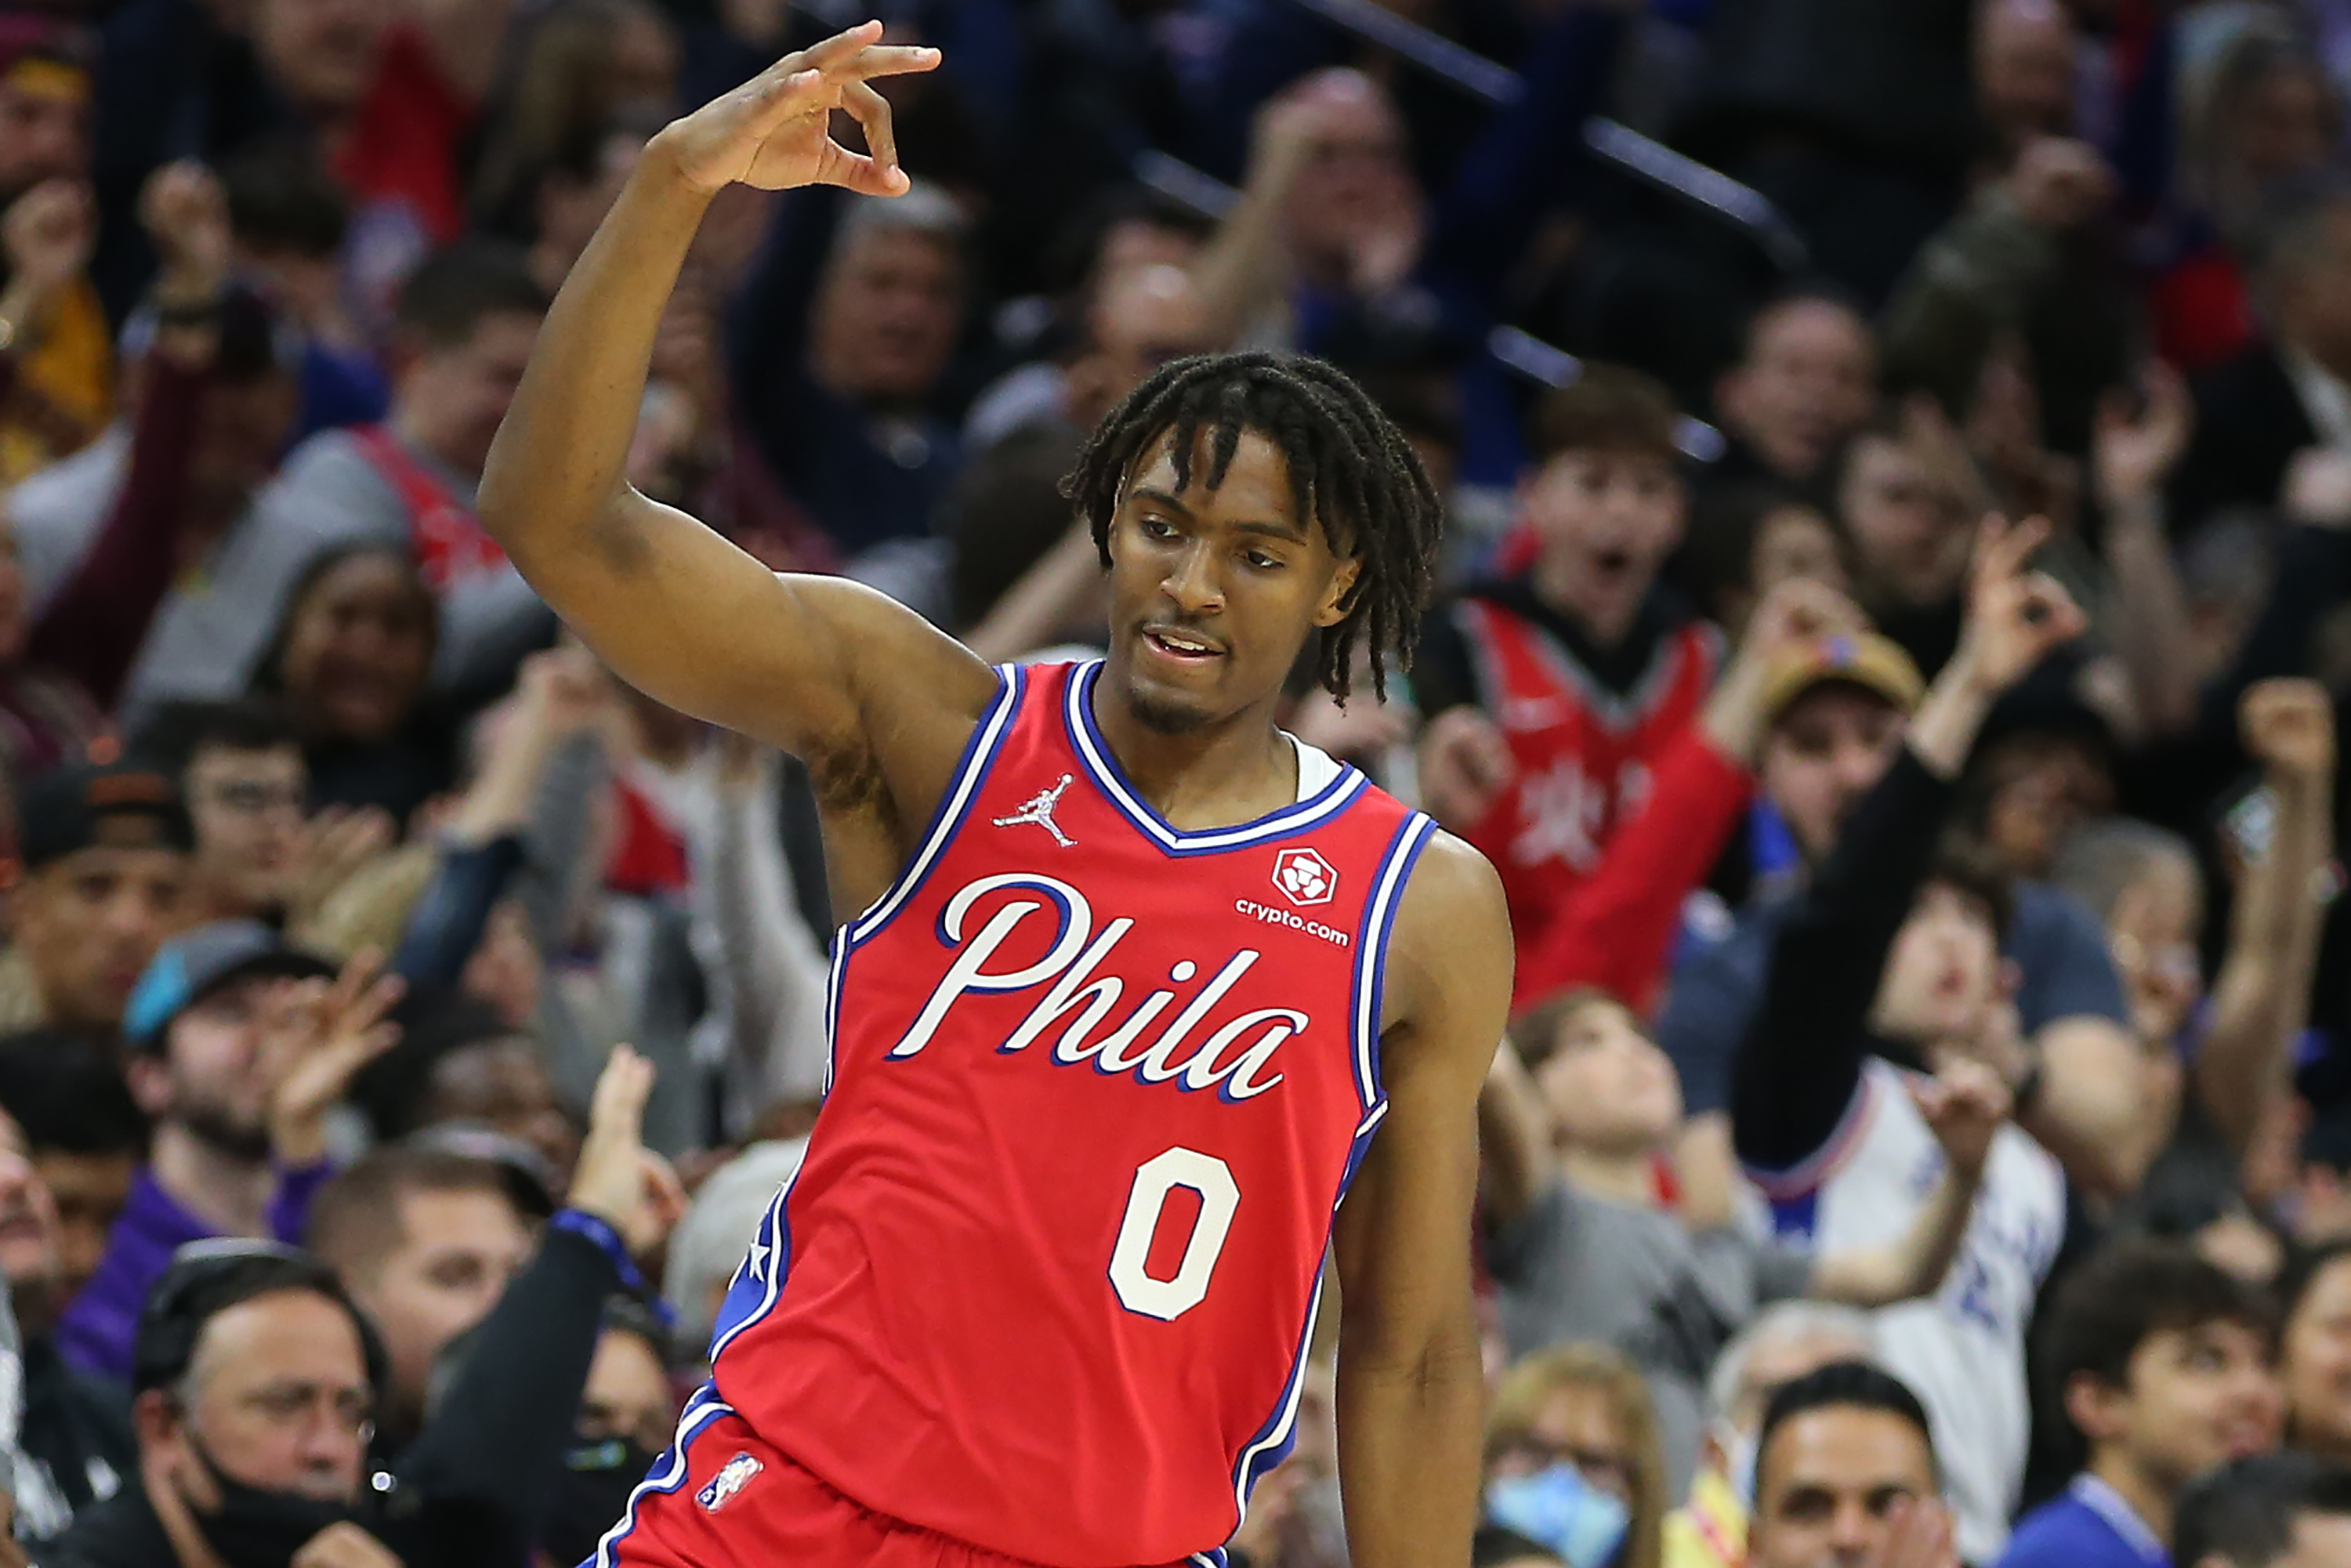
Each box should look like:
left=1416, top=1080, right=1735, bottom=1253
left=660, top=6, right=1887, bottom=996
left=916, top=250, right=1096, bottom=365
left=1312, top=558, right=1362, bottom=628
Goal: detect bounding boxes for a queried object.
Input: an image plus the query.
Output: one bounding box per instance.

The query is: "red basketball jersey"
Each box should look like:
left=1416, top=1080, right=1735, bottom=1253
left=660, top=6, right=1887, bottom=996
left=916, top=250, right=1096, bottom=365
left=1451, top=597, right=1716, bottom=962
left=708, top=661, right=1435, bottom=1568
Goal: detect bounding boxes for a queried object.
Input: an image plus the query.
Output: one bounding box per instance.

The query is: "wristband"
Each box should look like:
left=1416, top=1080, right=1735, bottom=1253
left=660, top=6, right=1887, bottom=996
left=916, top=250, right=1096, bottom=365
left=551, top=1208, right=679, bottom=1331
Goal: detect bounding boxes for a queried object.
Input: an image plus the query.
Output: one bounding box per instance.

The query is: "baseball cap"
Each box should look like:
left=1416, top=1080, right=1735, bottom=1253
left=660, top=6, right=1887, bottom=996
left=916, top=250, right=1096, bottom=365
left=16, top=759, right=194, bottom=871
left=123, top=920, right=336, bottom=1051
left=1759, top=632, right=1926, bottom=728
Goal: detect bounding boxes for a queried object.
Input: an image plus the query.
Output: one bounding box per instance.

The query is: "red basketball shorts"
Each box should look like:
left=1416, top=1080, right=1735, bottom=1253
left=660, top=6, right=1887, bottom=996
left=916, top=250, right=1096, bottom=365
left=582, top=1389, right=1189, bottom=1568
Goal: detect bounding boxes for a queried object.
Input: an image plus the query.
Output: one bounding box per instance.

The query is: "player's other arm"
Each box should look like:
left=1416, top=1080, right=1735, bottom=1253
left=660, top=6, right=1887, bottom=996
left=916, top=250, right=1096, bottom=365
left=477, top=24, right=996, bottom=770
left=1332, top=831, right=1511, bottom=1568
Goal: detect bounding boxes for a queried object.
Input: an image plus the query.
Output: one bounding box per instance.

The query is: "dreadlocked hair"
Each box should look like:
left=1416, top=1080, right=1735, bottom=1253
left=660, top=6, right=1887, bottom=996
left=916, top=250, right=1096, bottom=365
left=1063, top=350, right=1444, bottom=704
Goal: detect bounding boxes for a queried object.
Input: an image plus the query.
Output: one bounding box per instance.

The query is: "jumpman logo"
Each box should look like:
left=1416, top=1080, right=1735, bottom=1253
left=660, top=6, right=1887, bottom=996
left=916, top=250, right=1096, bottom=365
left=994, top=774, right=1076, bottom=847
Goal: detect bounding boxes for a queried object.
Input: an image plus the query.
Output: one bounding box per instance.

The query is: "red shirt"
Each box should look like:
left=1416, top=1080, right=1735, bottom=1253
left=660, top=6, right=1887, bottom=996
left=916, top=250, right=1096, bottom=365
left=709, top=661, right=1433, bottom=1566
left=332, top=23, right=470, bottom=245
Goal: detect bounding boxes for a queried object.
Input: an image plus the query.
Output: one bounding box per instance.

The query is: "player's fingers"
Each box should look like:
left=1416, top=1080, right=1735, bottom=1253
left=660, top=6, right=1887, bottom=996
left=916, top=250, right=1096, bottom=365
left=833, top=42, right=943, bottom=83
left=841, top=80, right=900, bottom=186
left=785, top=19, right=885, bottom=76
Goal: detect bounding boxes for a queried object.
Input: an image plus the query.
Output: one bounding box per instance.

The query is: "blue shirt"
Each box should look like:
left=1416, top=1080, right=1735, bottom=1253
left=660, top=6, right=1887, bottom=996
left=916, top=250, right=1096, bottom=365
left=1997, top=1475, right=2168, bottom=1568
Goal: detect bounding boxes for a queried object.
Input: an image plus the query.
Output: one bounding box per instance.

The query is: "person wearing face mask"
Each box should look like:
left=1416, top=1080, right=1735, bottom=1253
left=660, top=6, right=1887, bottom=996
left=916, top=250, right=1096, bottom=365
left=1661, top=1303, right=1881, bottom=1568
left=538, top=1298, right=680, bottom=1568
left=1483, top=1344, right=1669, bottom=1568
left=46, top=1243, right=402, bottom=1568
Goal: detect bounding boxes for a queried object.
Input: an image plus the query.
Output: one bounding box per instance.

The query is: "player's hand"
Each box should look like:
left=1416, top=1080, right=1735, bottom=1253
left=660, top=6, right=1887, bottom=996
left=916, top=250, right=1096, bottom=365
left=2241, top=677, right=2336, bottom=786
left=654, top=20, right=940, bottom=197
left=568, top=1045, right=689, bottom=1256
left=1948, top=514, right=2088, bottom=697
left=292, top=1523, right=405, bottom=1568
left=2092, top=360, right=2192, bottom=509
left=1415, top=707, right=1514, bottom=829
left=1913, top=1057, right=2011, bottom=1179
left=1703, top=579, right=1870, bottom=761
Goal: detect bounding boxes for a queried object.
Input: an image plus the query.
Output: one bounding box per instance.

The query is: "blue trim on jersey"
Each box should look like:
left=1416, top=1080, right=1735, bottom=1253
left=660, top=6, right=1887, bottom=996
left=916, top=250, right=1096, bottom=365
left=1190, top=1554, right=1229, bottom=1568
left=1229, top=1259, right=1327, bottom=1526
left=1766, top=1189, right=1820, bottom=1244
left=1349, top=813, right=1438, bottom=1114
left=587, top=1384, right=735, bottom=1567
left=846, top=664, right=1026, bottom=947
left=707, top=1175, right=796, bottom=1360
left=1743, top=1069, right=1882, bottom=1201
left=1064, top=661, right=1369, bottom=855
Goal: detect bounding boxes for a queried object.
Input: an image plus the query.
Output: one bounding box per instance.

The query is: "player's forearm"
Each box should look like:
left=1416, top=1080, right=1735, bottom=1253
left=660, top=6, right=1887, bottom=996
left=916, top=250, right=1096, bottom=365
left=1336, top=1312, right=1484, bottom=1568
left=478, top=135, right=713, bottom=574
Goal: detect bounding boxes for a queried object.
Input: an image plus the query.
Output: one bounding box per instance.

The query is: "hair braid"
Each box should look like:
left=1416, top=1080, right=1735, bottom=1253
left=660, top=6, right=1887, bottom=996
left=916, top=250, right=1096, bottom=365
left=1063, top=350, right=1444, bottom=703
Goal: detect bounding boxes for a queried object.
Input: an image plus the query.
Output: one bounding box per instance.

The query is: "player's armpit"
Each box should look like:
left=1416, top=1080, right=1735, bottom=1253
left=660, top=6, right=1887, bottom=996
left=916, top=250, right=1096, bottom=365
left=1331, top=831, right=1510, bottom=1568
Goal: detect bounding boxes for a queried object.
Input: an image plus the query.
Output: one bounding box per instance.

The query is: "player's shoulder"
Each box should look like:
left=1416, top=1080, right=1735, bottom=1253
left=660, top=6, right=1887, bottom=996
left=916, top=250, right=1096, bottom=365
left=1382, top=825, right=1511, bottom=1019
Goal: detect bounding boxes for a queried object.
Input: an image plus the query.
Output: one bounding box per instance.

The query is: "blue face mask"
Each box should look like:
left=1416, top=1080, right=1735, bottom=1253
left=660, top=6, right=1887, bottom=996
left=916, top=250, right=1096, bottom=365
left=1486, top=1463, right=1631, bottom=1568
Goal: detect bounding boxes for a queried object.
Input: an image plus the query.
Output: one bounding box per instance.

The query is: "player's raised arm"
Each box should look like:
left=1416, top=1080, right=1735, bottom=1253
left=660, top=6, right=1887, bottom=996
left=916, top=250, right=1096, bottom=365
left=1332, top=831, right=1512, bottom=1568
left=477, top=24, right=994, bottom=768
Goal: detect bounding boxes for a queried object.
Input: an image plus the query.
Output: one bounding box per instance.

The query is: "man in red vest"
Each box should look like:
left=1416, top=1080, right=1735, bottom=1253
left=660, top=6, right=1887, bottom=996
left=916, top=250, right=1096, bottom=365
left=1415, top=364, right=1718, bottom=971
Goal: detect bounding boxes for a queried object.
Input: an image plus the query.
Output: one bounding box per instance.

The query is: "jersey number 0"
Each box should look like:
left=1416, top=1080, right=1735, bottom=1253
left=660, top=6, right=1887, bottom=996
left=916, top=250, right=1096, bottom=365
left=1110, top=1147, right=1240, bottom=1320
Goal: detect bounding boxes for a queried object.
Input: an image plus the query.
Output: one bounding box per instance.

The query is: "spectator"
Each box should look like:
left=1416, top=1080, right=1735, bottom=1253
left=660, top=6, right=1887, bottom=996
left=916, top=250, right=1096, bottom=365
left=259, top=242, right=556, bottom=705
left=1832, top=402, right=1988, bottom=679
left=2174, top=179, right=2351, bottom=535
left=965, top=261, right=1213, bottom=458
left=219, top=139, right=387, bottom=440
left=1676, top=485, right=1851, bottom=645
left=1662, top=1302, right=1880, bottom=1568
left=1, top=759, right=193, bottom=1032
left=1708, top=296, right=1879, bottom=495
left=0, top=1095, right=132, bottom=1544
left=0, top=1033, right=146, bottom=1306
left=1656, top=559, right=2143, bottom=1205
left=2279, top=1242, right=2351, bottom=1465
left=348, top=993, right=578, bottom=1184
left=1998, top=1240, right=2282, bottom=1568
left=1483, top=1343, right=1667, bottom=1568
left=661, top=1136, right=807, bottom=1356
left=1742, top=1362, right=1953, bottom=1568
left=1973, top=0, right=2080, bottom=170
left=251, top=543, right=451, bottom=827
left=2174, top=1453, right=2351, bottom=1568
left=523, top=118, right=650, bottom=299
left=1480, top=987, right=2001, bottom=1489
left=46, top=1245, right=400, bottom=1568
left=0, top=19, right=109, bottom=486
left=1412, top=367, right=1716, bottom=978
left=302, top=1146, right=533, bottom=1444
left=540, top=1297, right=679, bottom=1567
left=131, top=701, right=314, bottom=926
left=56, top=923, right=399, bottom=1381
left=728, top=182, right=969, bottom=559
left=1730, top=517, right=2093, bottom=1560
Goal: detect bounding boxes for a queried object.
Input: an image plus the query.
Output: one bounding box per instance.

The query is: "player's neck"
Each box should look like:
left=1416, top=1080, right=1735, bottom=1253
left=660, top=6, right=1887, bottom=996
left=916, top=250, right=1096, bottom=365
left=1558, top=1144, right=1658, bottom=1208
left=1089, top=679, right=1299, bottom=831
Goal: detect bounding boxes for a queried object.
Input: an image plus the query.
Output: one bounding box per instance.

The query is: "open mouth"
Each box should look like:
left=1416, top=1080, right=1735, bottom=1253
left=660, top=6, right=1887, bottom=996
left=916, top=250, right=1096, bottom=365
left=1143, top=627, right=1224, bottom=666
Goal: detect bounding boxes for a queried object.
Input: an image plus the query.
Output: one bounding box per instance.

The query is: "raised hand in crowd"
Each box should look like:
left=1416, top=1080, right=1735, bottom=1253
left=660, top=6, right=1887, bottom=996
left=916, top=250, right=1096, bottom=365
left=260, top=947, right=405, bottom=1168
left=1910, top=514, right=2090, bottom=778
left=1415, top=704, right=1515, bottom=832
left=1914, top=1055, right=2013, bottom=1180
left=0, top=177, right=92, bottom=339
left=2283, top=445, right=2351, bottom=529
left=2095, top=360, right=2200, bottom=739
left=2006, top=137, right=2116, bottom=232
left=287, top=805, right=397, bottom=934
left=1701, top=577, right=1871, bottom=763
left=136, top=160, right=230, bottom=306
left=567, top=1045, right=688, bottom=1258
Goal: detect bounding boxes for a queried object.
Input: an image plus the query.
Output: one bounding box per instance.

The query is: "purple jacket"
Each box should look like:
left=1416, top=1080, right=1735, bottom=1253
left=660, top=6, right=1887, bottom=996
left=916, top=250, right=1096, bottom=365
left=56, top=1163, right=332, bottom=1381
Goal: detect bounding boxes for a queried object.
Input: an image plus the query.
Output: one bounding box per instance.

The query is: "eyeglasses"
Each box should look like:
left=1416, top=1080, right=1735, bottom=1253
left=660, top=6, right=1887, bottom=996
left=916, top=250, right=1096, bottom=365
left=230, top=1381, right=376, bottom=1446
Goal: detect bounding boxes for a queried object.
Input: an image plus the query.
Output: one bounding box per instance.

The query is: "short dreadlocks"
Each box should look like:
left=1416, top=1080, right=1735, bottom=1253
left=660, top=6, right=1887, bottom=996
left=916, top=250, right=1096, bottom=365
left=1063, top=351, right=1444, bottom=703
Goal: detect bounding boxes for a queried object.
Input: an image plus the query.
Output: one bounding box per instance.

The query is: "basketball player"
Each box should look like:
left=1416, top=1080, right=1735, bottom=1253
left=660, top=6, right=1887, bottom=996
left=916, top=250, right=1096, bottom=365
left=476, top=23, right=1512, bottom=1568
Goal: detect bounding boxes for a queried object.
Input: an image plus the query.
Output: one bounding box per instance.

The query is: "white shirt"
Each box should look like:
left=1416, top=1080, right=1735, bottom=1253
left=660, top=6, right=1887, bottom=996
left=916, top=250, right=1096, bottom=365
left=1740, top=1058, right=2067, bottom=1565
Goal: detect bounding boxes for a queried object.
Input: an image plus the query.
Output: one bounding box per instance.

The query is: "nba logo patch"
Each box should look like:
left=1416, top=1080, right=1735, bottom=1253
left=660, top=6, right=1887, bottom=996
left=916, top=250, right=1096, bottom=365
left=697, top=1453, right=763, bottom=1512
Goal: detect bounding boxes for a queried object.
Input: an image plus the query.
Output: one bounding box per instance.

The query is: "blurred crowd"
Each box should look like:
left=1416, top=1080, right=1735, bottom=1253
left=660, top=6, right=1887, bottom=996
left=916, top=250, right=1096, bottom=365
left=0, top=0, right=2347, bottom=1565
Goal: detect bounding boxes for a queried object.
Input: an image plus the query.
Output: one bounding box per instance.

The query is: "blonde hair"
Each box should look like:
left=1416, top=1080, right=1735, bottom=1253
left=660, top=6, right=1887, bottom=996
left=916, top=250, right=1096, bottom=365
left=1487, top=1343, right=1668, bottom=1568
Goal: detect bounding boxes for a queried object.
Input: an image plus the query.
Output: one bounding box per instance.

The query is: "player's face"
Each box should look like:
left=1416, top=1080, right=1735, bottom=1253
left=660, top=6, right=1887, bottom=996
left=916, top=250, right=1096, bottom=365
left=1103, top=428, right=1360, bottom=735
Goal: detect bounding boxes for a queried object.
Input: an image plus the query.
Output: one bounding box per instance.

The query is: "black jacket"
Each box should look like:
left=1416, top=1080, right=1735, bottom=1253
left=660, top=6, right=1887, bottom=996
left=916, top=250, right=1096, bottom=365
left=2175, top=342, right=2320, bottom=535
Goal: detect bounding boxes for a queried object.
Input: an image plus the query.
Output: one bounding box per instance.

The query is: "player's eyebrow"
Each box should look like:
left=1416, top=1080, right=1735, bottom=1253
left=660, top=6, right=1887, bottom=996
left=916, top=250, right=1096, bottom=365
left=1129, top=486, right=1308, bottom=542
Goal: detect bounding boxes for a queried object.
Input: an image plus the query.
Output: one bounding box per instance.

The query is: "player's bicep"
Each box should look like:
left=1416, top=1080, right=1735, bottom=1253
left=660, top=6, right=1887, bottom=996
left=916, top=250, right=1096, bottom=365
left=516, top=487, right=994, bottom=759
left=1334, top=835, right=1512, bottom=1360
